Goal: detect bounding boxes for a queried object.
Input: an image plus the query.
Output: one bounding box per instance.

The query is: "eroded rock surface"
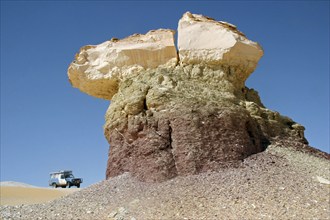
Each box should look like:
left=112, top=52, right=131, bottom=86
left=178, top=12, right=263, bottom=88
left=68, top=29, right=177, bottom=99
left=68, top=12, right=308, bottom=182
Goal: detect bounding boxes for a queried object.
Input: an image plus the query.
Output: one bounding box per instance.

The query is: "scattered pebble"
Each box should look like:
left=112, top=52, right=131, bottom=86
left=316, top=176, right=330, bottom=185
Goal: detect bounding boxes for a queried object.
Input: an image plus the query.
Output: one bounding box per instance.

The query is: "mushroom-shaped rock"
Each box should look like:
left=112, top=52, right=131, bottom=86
left=68, top=29, right=177, bottom=100
left=68, top=12, right=309, bottom=183
left=178, top=12, right=263, bottom=83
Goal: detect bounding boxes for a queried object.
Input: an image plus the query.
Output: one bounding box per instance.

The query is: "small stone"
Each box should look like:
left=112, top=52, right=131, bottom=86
left=316, top=176, right=330, bottom=185
left=108, top=211, right=117, bottom=218
left=118, top=207, right=126, bottom=213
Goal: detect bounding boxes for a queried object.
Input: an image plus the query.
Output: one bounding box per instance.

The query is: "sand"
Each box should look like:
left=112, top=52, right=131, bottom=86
left=0, top=186, right=79, bottom=206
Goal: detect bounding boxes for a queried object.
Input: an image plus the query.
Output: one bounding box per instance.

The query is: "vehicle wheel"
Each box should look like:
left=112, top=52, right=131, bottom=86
left=52, top=183, right=57, bottom=188
left=77, top=184, right=80, bottom=188
left=68, top=183, right=71, bottom=188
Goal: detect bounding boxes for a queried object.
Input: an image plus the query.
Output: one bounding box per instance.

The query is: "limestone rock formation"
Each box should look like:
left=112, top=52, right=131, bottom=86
left=178, top=12, right=263, bottom=88
left=68, top=12, right=309, bottom=182
left=68, top=29, right=177, bottom=100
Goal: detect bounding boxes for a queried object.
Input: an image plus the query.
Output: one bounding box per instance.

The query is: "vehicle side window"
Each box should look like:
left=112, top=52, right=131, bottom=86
left=60, top=174, right=64, bottom=179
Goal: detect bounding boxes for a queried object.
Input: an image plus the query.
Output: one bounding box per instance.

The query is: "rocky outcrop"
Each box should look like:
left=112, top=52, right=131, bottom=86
left=68, top=12, right=308, bottom=182
left=68, top=29, right=177, bottom=100
left=178, top=12, right=263, bottom=88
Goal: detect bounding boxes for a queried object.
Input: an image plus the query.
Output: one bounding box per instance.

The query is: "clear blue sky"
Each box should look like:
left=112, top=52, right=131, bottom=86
left=1, top=1, right=329, bottom=187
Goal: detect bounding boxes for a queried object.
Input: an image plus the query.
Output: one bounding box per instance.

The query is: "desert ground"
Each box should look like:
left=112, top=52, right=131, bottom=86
left=1, top=145, right=329, bottom=220
left=0, top=182, right=79, bottom=206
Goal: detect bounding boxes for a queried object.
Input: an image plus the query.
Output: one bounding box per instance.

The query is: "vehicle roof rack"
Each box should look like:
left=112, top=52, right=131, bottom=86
left=49, top=170, right=72, bottom=174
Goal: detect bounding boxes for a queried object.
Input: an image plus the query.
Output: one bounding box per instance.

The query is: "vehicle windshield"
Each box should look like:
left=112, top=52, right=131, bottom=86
left=65, top=174, right=74, bottom=178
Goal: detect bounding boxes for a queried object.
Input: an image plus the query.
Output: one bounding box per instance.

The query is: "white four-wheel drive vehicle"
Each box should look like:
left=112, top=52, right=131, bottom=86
left=49, top=170, right=83, bottom=188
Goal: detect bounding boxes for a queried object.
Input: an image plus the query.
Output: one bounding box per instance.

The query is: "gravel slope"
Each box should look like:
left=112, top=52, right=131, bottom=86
left=1, top=144, right=329, bottom=220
